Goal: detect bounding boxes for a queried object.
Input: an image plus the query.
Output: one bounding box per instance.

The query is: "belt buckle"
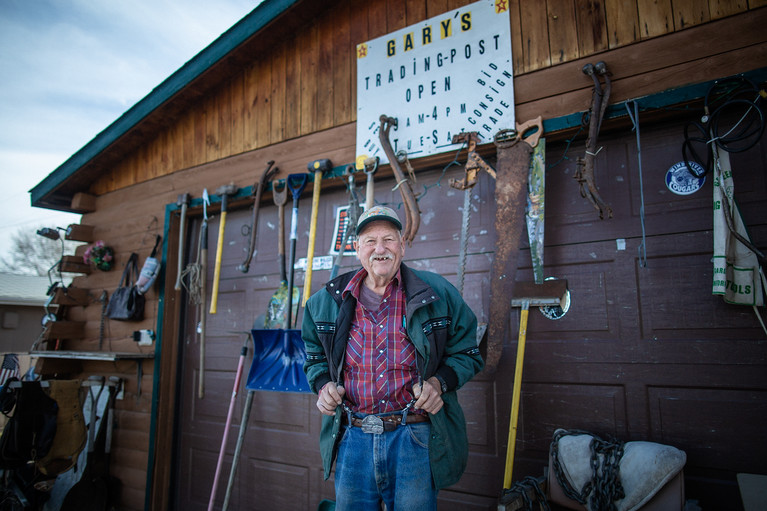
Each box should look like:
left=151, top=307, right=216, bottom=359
left=360, top=415, right=384, bottom=434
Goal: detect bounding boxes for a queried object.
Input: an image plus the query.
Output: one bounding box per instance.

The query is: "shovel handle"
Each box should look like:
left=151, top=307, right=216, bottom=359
left=285, top=173, right=307, bottom=330
left=287, top=173, right=308, bottom=202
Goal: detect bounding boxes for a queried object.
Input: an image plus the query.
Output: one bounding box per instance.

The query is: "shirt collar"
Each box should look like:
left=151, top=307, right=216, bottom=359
left=343, top=267, right=402, bottom=300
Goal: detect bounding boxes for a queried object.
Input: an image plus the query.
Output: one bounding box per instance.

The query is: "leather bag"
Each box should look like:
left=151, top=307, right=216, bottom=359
left=105, top=252, right=145, bottom=321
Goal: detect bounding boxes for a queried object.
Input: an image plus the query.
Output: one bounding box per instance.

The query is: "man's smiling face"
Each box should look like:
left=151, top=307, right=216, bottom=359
left=354, top=220, right=405, bottom=285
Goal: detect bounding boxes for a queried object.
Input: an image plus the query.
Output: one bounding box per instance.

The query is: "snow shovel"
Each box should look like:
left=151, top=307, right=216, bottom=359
left=207, top=333, right=250, bottom=511
left=246, top=329, right=311, bottom=393
left=286, top=173, right=308, bottom=330
left=220, top=329, right=310, bottom=510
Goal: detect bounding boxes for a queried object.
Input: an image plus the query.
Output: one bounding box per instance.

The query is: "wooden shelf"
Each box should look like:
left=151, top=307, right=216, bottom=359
left=30, top=350, right=153, bottom=361
left=71, top=192, right=96, bottom=213
left=50, top=286, right=90, bottom=306
left=43, top=321, right=85, bottom=340
left=59, top=256, right=91, bottom=274
left=65, top=224, right=95, bottom=242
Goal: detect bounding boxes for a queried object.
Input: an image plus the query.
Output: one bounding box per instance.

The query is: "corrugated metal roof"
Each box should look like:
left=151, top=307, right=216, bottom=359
left=0, top=273, right=51, bottom=306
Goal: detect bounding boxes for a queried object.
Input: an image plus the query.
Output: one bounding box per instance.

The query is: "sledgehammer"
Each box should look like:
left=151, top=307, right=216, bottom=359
left=210, top=183, right=238, bottom=314
left=503, top=278, right=568, bottom=489
left=302, top=158, right=331, bottom=307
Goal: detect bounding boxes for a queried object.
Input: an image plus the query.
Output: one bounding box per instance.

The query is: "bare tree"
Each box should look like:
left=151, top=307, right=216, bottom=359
left=0, top=226, right=83, bottom=276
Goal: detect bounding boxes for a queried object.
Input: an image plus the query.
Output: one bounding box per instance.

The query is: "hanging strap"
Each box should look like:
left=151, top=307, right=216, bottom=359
left=119, top=253, right=140, bottom=287
left=149, top=235, right=162, bottom=258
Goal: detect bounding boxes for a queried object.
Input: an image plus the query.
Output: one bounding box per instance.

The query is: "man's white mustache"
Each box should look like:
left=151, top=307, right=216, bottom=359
left=368, top=252, right=394, bottom=264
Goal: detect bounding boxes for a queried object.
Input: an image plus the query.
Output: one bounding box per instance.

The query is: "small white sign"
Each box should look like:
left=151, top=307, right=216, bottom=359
left=355, top=0, right=514, bottom=165
left=295, top=256, right=334, bottom=271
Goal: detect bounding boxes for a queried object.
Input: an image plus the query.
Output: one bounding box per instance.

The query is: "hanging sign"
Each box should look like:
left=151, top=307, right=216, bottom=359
left=355, top=0, right=514, bottom=165
left=665, top=161, right=705, bottom=195
left=330, top=204, right=358, bottom=256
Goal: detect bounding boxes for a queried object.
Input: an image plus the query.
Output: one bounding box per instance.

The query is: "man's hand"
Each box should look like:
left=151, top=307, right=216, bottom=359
left=413, top=377, right=444, bottom=414
left=316, top=382, right=345, bottom=416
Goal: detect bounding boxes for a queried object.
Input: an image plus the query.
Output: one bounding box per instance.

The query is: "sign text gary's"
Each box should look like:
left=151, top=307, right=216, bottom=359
left=355, top=0, right=513, bottom=165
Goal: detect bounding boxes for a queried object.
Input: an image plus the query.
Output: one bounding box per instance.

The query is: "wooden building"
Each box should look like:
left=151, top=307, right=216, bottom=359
left=30, top=0, right=766, bottom=509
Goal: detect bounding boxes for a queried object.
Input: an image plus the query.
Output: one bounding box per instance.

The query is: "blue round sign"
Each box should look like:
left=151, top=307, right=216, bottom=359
left=665, top=162, right=705, bottom=195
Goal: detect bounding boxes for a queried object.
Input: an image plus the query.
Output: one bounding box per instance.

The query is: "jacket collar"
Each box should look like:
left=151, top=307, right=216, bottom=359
left=324, top=263, right=439, bottom=313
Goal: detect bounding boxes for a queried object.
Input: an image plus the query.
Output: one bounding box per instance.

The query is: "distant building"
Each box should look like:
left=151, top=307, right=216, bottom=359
left=0, top=272, right=51, bottom=353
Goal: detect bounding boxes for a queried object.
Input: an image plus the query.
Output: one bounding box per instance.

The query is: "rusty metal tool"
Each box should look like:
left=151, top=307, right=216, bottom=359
left=302, top=158, right=332, bottom=307
left=449, top=132, right=496, bottom=190
left=575, top=61, right=613, bottom=219
left=174, top=193, right=191, bottom=291
left=238, top=161, right=278, bottom=273
left=273, top=181, right=288, bottom=287
left=504, top=279, right=568, bottom=488
left=209, top=183, right=238, bottom=314
left=363, top=156, right=379, bottom=210
left=450, top=133, right=486, bottom=296
left=478, top=116, right=543, bottom=374
left=378, top=115, right=421, bottom=245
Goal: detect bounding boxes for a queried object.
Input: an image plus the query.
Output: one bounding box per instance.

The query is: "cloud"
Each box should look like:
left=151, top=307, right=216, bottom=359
left=0, top=0, right=259, bottom=257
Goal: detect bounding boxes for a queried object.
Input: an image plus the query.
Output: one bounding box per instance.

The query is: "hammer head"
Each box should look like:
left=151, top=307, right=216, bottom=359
left=216, top=183, right=238, bottom=196
left=511, top=279, right=568, bottom=308
left=307, top=159, right=332, bottom=174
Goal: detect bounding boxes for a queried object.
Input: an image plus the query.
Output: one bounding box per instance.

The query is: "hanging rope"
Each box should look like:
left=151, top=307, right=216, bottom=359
left=181, top=226, right=204, bottom=306
left=626, top=101, right=647, bottom=268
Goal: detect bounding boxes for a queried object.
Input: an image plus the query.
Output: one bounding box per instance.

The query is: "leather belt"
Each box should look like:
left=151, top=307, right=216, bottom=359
left=344, top=413, right=429, bottom=433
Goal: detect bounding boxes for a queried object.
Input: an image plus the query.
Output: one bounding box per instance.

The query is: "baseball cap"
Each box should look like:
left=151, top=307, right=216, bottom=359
left=355, top=205, right=403, bottom=235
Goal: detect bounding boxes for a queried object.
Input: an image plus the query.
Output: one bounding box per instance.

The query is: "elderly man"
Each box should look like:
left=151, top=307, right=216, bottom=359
left=302, top=205, right=483, bottom=510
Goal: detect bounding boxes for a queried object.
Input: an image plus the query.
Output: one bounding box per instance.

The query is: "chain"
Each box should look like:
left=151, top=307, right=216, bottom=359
left=550, top=429, right=625, bottom=511
left=504, top=476, right=551, bottom=511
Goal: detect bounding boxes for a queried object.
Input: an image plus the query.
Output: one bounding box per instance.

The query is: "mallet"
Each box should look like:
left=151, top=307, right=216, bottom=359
left=302, top=158, right=331, bottom=307
left=209, top=183, right=238, bottom=314
left=504, top=278, right=568, bottom=489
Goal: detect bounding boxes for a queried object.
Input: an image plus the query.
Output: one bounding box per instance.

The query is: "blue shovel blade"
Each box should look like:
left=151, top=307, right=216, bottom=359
left=246, top=329, right=311, bottom=393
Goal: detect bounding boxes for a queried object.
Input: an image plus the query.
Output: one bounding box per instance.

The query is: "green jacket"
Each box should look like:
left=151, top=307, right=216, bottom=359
left=301, top=263, right=484, bottom=489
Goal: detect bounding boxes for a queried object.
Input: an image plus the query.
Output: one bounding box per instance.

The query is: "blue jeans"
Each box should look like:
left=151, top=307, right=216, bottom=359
left=334, top=421, right=437, bottom=511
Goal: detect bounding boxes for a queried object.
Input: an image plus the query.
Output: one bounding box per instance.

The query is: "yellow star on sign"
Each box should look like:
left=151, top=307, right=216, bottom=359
left=495, top=0, right=508, bottom=13
left=357, top=43, right=368, bottom=58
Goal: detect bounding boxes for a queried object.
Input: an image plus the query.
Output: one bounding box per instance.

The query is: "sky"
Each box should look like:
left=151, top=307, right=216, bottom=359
left=0, top=0, right=261, bottom=260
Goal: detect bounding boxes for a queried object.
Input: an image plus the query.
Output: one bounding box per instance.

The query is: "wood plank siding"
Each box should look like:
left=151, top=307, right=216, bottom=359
left=88, top=1, right=765, bottom=198
left=34, top=1, right=767, bottom=510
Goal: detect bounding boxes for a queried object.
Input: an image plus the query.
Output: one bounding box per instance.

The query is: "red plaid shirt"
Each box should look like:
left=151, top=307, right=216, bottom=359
left=342, top=268, right=418, bottom=414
